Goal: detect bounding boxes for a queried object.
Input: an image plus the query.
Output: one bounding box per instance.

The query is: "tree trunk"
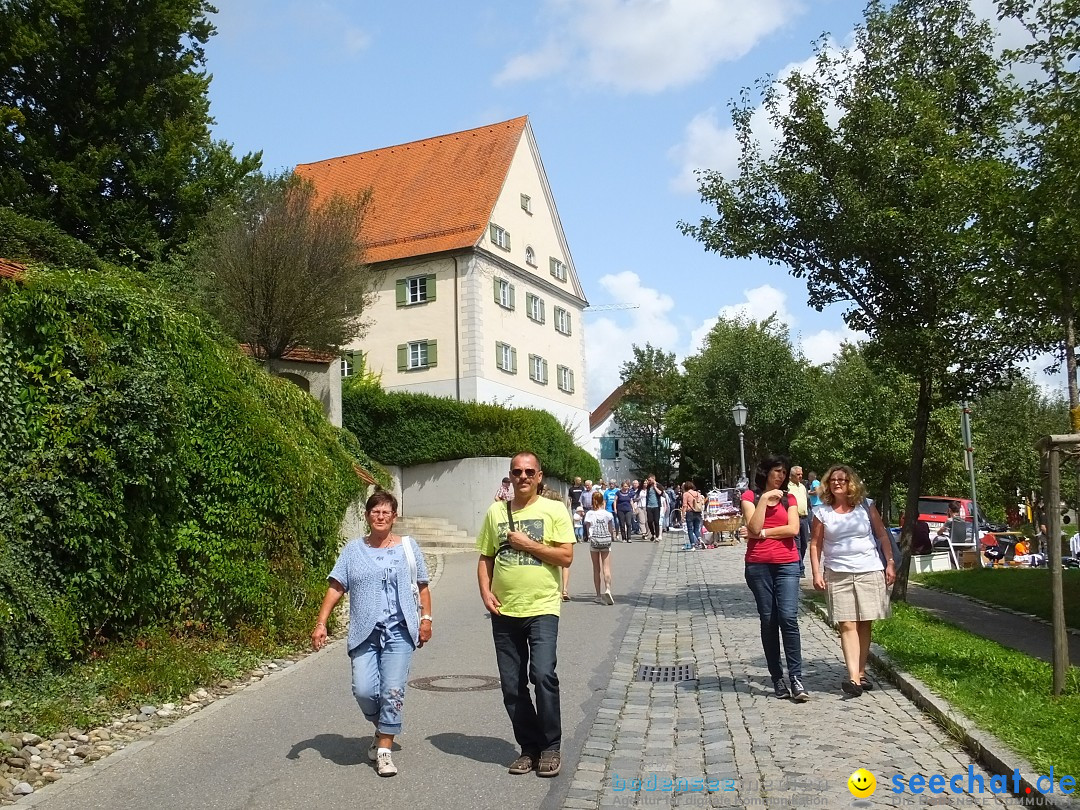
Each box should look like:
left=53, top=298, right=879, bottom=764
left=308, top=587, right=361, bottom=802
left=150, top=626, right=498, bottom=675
left=1066, top=312, right=1079, bottom=431
left=893, top=373, right=934, bottom=602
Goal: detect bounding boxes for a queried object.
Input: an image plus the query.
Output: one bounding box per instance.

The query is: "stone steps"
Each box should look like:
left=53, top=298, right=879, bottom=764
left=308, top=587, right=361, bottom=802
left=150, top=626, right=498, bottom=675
left=395, top=516, right=475, bottom=550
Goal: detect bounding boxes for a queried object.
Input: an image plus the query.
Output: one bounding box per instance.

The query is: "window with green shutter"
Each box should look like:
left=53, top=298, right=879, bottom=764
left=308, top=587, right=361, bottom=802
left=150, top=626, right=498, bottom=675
left=398, top=340, right=437, bottom=371
left=398, top=274, right=436, bottom=307
left=494, top=278, right=515, bottom=310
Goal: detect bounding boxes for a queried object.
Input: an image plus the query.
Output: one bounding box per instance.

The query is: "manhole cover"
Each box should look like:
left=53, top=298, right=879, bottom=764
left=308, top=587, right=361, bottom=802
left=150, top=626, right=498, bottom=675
left=635, top=663, right=696, bottom=683
left=408, top=674, right=502, bottom=692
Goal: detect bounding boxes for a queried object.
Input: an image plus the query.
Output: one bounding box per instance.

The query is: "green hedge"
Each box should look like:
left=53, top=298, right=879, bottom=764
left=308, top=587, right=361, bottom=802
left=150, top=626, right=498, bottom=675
left=0, top=208, right=109, bottom=271
left=341, top=381, right=601, bottom=483
left=0, top=264, right=367, bottom=676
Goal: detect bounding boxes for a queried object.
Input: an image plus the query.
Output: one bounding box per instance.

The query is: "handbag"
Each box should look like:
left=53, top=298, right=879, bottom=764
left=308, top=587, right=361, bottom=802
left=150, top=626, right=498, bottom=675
left=861, top=499, right=898, bottom=569
left=400, top=535, right=421, bottom=619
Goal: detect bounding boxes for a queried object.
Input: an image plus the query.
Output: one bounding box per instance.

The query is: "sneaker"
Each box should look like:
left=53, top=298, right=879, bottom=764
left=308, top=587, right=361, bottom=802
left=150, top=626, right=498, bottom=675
left=376, top=750, right=398, bottom=777
left=773, top=678, right=790, bottom=699
left=603, top=589, right=615, bottom=605
left=790, top=676, right=809, bottom=702
left=366, top=738, right=378, bottom=762
left=593, top=596, right=604, bottom=604
left=842, top=678, right=863, bottom=697
left=508, top=752, right=537, bottom=775
left=537, top=749, right=561, bottom=777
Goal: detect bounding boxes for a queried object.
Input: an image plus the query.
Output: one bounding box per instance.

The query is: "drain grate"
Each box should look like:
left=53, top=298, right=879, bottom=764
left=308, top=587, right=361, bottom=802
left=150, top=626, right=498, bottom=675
left=635, top=663, right=696, bottom=683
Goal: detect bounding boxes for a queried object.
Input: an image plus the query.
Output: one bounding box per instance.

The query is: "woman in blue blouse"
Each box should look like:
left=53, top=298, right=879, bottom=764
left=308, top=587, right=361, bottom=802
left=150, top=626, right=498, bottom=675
left=312, top=491, right=433, bottom=777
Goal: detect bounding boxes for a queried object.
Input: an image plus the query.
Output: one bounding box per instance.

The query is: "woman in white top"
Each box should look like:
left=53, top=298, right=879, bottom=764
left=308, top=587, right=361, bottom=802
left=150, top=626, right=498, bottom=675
left=584, top=491, right=616, bottom=604
left=809, top=465, right=895, bottom=698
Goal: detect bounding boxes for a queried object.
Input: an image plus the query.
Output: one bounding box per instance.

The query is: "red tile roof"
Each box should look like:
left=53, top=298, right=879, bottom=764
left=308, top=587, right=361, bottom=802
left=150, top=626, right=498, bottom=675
left=240, top=344, right=338, bottom=365
left=0, top=259, right=27, bottom=281
left=294, top=117, right=528, bottom=264
left=590, top=384, right=627, bottom=432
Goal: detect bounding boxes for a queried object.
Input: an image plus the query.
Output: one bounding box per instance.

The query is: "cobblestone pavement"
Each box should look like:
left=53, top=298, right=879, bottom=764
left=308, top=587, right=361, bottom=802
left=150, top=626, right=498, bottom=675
left=562, top=540, right=1027, bottom=810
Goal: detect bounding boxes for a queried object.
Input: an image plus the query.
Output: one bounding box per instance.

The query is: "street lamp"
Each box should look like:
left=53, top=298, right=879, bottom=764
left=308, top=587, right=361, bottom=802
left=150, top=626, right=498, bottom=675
left=731, top=401, right=748, bottom=489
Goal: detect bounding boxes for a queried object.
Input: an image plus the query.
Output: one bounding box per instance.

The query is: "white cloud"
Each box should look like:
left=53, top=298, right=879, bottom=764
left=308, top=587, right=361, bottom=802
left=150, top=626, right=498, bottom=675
left=497, top=0, right=800, bottom=94
left=688, top=284, right=796, bottom=352
left=343, top=27, right=371, bottom=53
left=801, top=327, right=861, bottom=366
left=494, top=39, right=568, bottom=84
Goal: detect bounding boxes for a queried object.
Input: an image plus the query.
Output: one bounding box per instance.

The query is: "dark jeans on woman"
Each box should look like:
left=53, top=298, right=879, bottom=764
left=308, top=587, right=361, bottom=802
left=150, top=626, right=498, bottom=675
left=617, top=510, right=633, bottom=542
left=646, top=506, right=661, bottom=540
left=744, top=562, right=803, bottom=682
left=490, top=613, right=561, bottom=754
left=685, top=511, right=703, bottom=547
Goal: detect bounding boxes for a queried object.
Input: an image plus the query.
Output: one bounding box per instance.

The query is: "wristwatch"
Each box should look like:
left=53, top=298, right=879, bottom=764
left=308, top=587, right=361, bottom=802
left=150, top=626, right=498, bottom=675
left=420, top=615, right=433, bottom=623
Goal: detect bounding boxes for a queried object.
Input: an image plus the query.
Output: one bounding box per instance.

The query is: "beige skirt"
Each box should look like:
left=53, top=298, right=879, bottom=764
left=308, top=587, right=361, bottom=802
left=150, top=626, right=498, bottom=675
left=825, top=569, right=891, bottom=622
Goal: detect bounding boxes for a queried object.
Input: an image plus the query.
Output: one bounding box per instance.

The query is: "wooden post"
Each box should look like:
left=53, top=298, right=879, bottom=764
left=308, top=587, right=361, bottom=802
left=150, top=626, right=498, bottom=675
left=1045, top=444, right=1068, bottom=696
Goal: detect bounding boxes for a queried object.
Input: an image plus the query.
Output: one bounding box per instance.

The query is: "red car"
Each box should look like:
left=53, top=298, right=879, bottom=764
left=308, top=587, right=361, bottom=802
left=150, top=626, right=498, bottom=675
left=914, top=496, right=975, bottom=535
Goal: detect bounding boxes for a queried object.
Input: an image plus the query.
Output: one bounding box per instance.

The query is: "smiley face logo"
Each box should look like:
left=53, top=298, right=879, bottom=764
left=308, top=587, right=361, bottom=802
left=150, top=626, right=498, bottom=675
left=848, top=769, right=877, bottom=798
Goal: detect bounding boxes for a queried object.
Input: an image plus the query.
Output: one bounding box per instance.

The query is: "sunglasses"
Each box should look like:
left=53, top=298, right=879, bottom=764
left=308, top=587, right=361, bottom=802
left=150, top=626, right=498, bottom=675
left=510, top=468, right=539, bottom=478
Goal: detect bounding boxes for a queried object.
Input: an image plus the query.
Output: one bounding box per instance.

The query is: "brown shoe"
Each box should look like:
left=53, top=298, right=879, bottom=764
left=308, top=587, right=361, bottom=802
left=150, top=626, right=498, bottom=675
left=537, top=749, right=561, bottom=777
left=508, top=753, right=537, bottom=775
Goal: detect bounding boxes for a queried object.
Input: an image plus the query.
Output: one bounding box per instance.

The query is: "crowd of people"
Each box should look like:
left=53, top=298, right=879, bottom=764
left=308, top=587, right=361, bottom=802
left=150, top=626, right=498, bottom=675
left=307, top=452, right=939, bottom=779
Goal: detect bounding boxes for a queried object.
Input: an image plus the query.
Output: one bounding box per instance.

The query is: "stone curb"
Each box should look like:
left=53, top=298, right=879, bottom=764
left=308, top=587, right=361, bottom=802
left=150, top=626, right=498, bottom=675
left=11, top=562, right=450, bottom=806
left=806, top=599, right=1078, bottom=810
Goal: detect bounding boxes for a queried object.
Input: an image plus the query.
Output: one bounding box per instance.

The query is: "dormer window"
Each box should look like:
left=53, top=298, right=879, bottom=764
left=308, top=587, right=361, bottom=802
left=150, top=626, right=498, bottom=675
left=520, top=194, right=532, bottom=214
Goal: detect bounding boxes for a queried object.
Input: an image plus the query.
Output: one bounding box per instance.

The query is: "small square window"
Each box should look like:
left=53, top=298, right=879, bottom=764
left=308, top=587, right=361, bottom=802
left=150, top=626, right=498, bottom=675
left=549, top=257, right=567, bottom=282
left=408, top=276, right=427, bottom=304
left=521, top=194, right=532, bottom=214
left=408, top=341, right=429, bottom=369
left=490, top=223, right=511, bottom=251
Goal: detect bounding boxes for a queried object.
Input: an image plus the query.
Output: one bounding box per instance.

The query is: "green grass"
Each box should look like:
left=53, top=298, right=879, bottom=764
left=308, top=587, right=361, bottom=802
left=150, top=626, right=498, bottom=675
left=913, top=568, right=1080, bottom=630
left=0, top=628, right=305, bottom=736
left=869, top=602, right=1080, bottom=776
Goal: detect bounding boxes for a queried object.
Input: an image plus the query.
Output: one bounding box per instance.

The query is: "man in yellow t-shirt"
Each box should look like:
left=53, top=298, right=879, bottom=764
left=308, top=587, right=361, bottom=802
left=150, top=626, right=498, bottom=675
left=788, top=466, right=810, bottom=577
left=477, top=452, right=574, bottom=778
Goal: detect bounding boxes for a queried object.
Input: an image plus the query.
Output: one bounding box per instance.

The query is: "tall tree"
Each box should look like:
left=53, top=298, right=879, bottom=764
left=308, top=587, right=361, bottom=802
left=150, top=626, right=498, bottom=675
left=197, top=173, right=380, bottom=360
left=613, top=344, right=683, bottom=482
left=669, top=315, right=810, bottom=486
left=681, top=0, right=1033, bottom=599
left=994, top=0, right=1080, bottom=430
left=0, top=0, right=259, bottom=263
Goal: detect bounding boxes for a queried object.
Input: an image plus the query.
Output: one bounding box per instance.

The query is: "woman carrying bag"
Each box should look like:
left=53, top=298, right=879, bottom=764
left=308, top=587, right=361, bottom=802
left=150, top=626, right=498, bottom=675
left=809, top=465, right=895, bottom=697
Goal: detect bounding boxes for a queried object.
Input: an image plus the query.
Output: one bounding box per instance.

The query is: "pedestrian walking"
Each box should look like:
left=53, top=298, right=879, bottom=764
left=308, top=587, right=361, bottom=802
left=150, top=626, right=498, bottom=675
left=476, top=452, right=574, bottom=777
left=740, top=456, right=808, bottom=702
left=311, top=491, right=433, bottom=777
left=584, top=491, right=616, bottom=604
left=614, top=480, right=635, bottom=542
left=788, top=466, right=811, bottom=576
left=644, top=476, right=663, bottom=541
left=810, top=465, right=895, bottom=697
left=682, top=482, right=704, bottom=550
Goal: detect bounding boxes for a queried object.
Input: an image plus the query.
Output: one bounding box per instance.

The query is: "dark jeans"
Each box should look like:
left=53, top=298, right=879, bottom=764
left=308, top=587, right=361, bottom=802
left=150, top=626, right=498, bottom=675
left=490, top=613, right=561, bottom=754
left=798, top=516, right=811, bottom=573
left=646, top=506, right=661, bottom=539
left=617, top=510, right=633, bottom=542
left=685, top=511, right=703, bottom=546
left=744, top=562, right=803, bottom=682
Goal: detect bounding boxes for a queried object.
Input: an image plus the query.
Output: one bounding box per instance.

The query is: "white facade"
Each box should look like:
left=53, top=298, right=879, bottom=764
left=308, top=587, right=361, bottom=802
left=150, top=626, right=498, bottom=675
left=345, top=126, right=590, bottom=446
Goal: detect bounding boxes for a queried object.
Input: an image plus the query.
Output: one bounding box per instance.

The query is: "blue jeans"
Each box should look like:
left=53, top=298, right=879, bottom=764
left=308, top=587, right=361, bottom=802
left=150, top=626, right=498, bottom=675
left=491, top=613, right=561, bottom=754
left=349, top=622, right=415, bottom=734
left=744, top=562, right=803, bottom=682
left=685, top=511, right=703, bottom=547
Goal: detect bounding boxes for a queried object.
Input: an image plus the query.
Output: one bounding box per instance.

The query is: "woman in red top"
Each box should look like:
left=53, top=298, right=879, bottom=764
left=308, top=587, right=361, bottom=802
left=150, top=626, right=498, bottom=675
left=740, top=455, right=807, bottom=702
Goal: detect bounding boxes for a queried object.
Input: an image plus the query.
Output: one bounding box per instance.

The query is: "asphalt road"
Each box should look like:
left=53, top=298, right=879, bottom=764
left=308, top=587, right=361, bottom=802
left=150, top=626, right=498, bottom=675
left=22, top=540, right=658, bottom=810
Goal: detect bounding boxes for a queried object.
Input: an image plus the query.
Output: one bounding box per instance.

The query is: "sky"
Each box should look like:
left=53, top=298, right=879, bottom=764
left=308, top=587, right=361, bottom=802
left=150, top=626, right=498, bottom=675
left=203, top=0, right=1059, bottom=410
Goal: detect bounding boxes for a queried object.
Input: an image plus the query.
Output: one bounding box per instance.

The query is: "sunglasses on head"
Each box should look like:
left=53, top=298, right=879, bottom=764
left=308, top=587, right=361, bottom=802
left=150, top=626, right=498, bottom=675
left=510, top=467, right=538, bottom=478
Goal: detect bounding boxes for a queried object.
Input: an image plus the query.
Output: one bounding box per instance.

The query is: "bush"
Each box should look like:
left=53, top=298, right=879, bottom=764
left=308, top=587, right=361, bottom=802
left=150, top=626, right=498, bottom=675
left=0, top=264, right=366, bottom=676
left=0, top=208, right=108, bottom=271
left=341, top=380, right=601, bottom=483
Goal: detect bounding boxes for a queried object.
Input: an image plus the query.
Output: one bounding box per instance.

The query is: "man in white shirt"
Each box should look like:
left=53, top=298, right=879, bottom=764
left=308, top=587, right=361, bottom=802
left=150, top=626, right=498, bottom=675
left=788, top=466, right=810, bottom=577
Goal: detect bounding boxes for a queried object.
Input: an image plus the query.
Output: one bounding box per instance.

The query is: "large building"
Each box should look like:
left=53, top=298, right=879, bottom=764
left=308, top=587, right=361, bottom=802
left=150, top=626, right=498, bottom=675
left=295, top=116, right=590, bottom=444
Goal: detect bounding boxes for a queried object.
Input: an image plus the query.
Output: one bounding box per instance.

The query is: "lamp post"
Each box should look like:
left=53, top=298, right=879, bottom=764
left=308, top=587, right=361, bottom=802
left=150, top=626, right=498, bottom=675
left=732, top=401, right=748, bottom=489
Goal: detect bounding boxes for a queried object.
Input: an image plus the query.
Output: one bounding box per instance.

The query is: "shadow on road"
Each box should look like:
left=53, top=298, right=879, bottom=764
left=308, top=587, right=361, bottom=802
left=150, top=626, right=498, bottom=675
left=286, top=733, right=392, bottom=765
left=426, top=732, right=517, bottom=765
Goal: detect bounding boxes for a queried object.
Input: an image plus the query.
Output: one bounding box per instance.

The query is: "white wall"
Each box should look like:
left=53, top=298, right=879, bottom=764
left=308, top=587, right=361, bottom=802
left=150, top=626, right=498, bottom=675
left=398, top=457, right=566, bottom=534
left=267, top=358, right=341, bottom=427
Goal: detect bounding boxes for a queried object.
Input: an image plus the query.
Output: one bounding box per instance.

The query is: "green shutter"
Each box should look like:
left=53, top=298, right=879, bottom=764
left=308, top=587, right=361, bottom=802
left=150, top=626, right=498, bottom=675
left=508, top=284, right=516, bottom=310
left=510, top=347, right=517, bottom=374
left=397, top=344, right=408, bottom=371
left=539, top=301, right=545, bottom=324
left=493, top=278, right=500, bottom=304
left=568, top=369, right=575, bottom=392
left=425, top=274, right=436, bottom=303
left=426, top=340, right=437, bottom=368
left=489, top=224, right=497, bottom=244
left=549, top=257, right=557, bottom=276
left=396, top=279, right=407, bottom=307
left=505, top=231, right=510, bottom=251
left=566, top=312, right=571, bottom=336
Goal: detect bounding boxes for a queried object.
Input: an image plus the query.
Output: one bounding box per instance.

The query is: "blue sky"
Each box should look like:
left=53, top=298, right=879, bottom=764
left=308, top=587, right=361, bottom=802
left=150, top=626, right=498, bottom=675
left=203, top=0, right=1051, bottom=409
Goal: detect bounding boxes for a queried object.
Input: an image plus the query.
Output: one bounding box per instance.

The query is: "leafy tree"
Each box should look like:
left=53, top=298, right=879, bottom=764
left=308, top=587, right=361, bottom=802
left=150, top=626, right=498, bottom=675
left=994, top=0, right=1080, bottom=430
left=790, top=344, right=915, bottom=520
left=613, top=344, right=683, bottom=482
left=681, top=0, right=1034, bottom=599
left=197, top=173, right=381, bottom=360
left=669, top=315, right=810, bottom=486
left=0, top=0, right=259, bottom=263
